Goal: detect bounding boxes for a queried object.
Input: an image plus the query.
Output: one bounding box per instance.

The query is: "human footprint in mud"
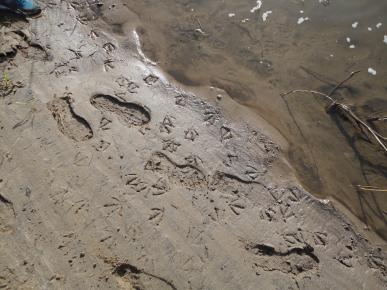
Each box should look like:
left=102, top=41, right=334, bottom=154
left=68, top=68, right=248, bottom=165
left=0, top=0, right=41, bottom=16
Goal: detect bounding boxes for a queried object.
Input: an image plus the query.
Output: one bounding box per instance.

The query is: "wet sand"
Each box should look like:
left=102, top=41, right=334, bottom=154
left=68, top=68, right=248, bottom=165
left=0, top=0, right=386, bottom=289
left=122, top=0, right=387, bottom=240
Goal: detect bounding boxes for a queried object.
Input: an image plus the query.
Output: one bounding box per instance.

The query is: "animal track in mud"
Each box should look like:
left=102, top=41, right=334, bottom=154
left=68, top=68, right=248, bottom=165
left=367, top=248, right=386, bottom=276
left=260, top=202, right=296, bottom=222
left=313, top=232, right=328, bottom=246
left=283, top=232, right=308, bottom=248
left=184, top=128, right=199, bottom=141
left=175, top=94, right=188, bottom=106
left=145, top=151, right=207, bottom=190
left=223, top=153, right=238, bottom=167
left=220, top=126, right=233, bottom=142
left=228, top=200, right=246, bottom=215
left=244, top=165, right=264, bottom=180
left=184, top=154, right=203, bottom=167
left=247, top=129, right=280, bottom=165
left=103, top=42, right=116, bottom=54
left=270, top=187, right=303, bottom=203
left=203, top=109, right=219, bottom=125
left=99, top=117, right=112, bottom=130
left=246, top=242, right=319, bottom=275
left=151, top=178, right=170, bottom=196
left=143, top=74, right=159, bottom=85
left=160, top=115, right=176, bottom=134
left=104, top=258, right=177, bottom=290
left=209, top=171, right=271, bottom=214
left=259, top=187, right=305, bottom=223
left=93, top=139, right=111, bottom=152
left=47, top=96, right=93, bottom=142
left=90, top=94, right=150, bottom=127
left=115, top=76, right=139, bottom=93
left=103, top=197, right=124, bottom=217
left=162, top=138, right=181, bottom=153
left=335, top=252, right=354, bottom=268
left=149, top=207, right=164, bottom=225
left=50, top=61, right=78, bottom=77
left=104, top=59, right=115, bottom=72
left=120, top=170, right=149, bottom=193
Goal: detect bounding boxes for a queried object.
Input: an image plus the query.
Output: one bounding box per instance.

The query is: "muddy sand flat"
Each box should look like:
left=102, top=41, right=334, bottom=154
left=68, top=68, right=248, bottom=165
left=0, top=1, right=386, bottom=289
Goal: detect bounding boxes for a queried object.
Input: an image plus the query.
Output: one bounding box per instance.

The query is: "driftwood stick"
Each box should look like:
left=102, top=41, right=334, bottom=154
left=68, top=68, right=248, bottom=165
left=281, top=71, right=387, bottom=153
left=328, top=70, right=361, bottom=97
left=356, top=185, right=387, bottom=192
left=367, top=116, right=387, bottom=122
left=281, top=89, right=335, bottom=103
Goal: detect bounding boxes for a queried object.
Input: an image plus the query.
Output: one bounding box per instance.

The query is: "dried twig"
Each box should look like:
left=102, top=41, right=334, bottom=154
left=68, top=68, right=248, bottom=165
left=328, top=70, right=360, bottom=97
left=367, top=116, right=387, bottom=123
left=355, top=185, right=387, bottom=192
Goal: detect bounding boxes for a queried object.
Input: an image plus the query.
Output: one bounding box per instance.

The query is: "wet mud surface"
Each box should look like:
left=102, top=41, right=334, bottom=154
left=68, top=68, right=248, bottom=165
left=123, top=0, right=387, bottom=240
left=0, top=1, right=386, bottom=289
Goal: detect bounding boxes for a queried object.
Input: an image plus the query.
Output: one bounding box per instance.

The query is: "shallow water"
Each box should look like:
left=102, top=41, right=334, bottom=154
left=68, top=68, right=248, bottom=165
left=122, top=0, right=387, bottom=240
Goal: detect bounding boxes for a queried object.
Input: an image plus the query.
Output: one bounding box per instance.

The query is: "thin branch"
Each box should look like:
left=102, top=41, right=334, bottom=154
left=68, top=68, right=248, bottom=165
left=281, top=71, right=387, bottom=153
left=328, top=70, right=361, bottom=97
left=281, top=89, right=335, bottom=103
left=356, top=185, right=387, bottom=192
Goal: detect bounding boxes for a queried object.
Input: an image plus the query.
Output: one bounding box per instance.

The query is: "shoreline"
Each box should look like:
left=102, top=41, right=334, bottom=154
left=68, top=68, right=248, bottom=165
left=160, top=67, right=387, bottom=248
left=0, top=1, right=386, bottom=289
left=123, top=0, right=387, bottom=242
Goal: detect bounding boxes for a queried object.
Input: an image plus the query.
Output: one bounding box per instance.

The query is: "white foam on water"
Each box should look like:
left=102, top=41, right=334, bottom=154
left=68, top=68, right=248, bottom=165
left=262, top=11, right=272, bottom=22
left=368, top=68, right=377, bottom=76
left=251, top=0, right=263, bottom=13
left=297, top=17, right=309, bottom=24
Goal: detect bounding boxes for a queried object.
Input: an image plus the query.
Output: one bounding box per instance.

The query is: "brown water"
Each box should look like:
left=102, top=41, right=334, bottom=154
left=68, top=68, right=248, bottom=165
left=121, top=0, right=387, bottom=240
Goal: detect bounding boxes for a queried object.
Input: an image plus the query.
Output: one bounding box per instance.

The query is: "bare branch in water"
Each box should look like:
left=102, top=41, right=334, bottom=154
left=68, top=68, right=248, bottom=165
left=355, top=185, right=387, bottom=192
left=281, top=71, right=387, bottom=153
